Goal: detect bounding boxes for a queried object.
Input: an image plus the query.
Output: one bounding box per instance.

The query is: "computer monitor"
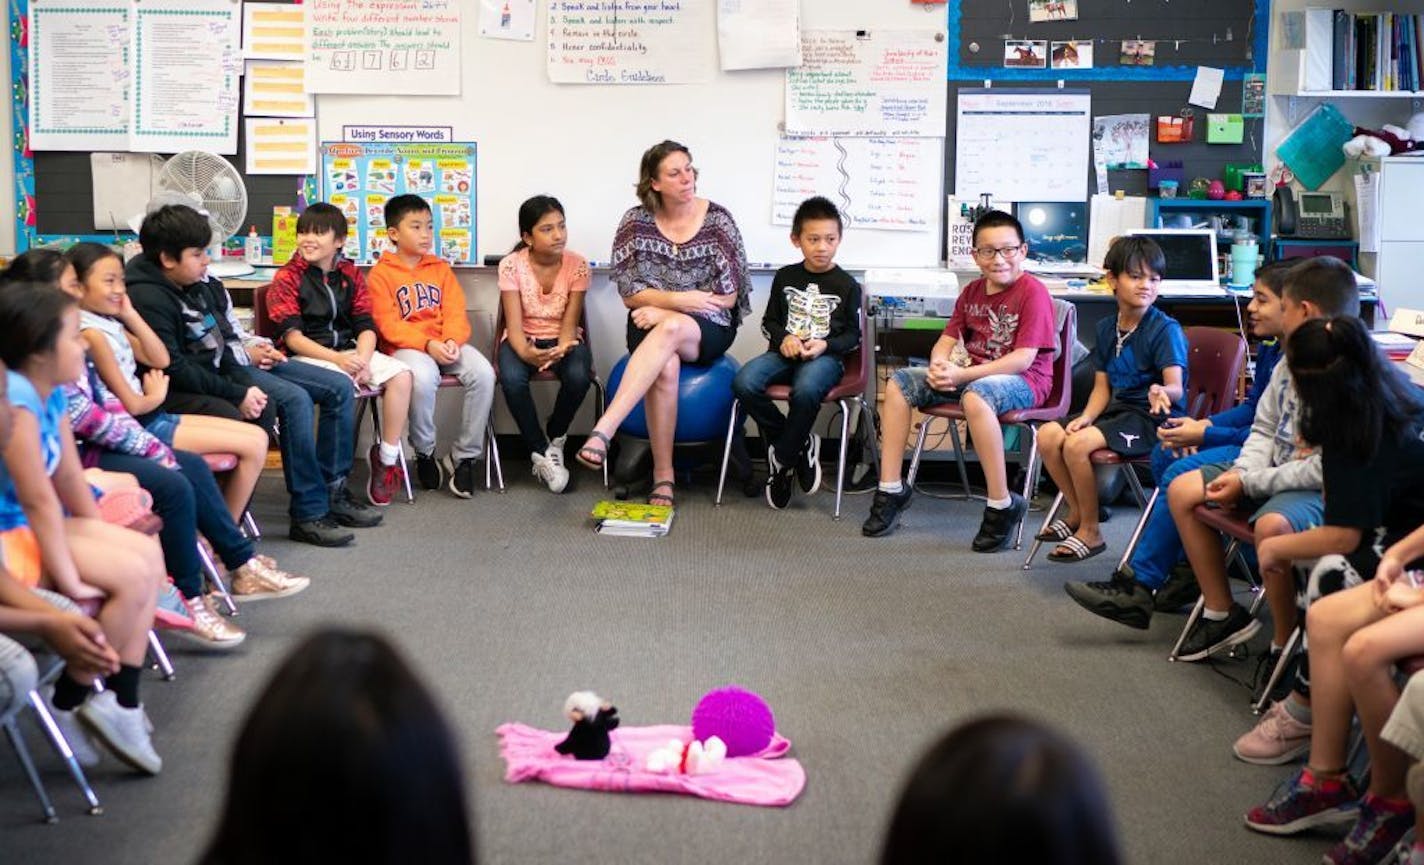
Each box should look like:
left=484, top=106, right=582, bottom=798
left=1124, top=228, right=1220, bottom=293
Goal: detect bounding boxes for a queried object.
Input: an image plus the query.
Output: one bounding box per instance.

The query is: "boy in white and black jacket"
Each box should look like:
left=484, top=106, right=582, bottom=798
left=732, top=196, right=861, bottom=509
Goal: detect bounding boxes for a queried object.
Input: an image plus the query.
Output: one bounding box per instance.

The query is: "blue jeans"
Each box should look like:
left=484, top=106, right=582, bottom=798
left=96, top=450, right=254, bottom=599
left=732, top=352, right=844, bottom=463
left=247, top=361, right=355, bottom=522
left=498, top=339, right=593, bottom=454
left=1127, top=444, right=1242, bottom=589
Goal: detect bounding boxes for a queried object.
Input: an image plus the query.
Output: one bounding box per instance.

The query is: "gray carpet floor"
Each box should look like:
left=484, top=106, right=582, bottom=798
left=0, top=463, right=1337, bottom=864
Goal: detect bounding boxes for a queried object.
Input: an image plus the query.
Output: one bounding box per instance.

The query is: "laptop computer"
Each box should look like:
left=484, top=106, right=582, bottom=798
left=1125, top=228, right=1222, bottom=295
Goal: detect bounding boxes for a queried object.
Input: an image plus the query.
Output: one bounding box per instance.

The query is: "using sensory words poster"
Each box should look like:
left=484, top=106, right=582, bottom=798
left=318, top=142, right=478, bottom=266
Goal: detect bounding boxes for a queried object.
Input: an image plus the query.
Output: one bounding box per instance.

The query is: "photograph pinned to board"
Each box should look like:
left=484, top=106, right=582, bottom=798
left=1242, top=73, right=1266, bottom=118
left=1050, top=40, right=1092, bottom=69
left=1093, top=114, right=1150, bottom=170
left=1029, top=0, right=1078, bottom=23
left=1120, top=40, right=1156, bottom=66
left=478, top=0, right=534, bottom=41
left=1004, top=40, right=1048, bottom=68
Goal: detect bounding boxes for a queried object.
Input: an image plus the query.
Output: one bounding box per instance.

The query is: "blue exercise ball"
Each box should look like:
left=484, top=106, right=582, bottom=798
left=606, top=354, right=740, bottom=443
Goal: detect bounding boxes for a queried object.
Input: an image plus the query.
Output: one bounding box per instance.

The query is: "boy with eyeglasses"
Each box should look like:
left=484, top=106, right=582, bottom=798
left=863, top=210, right=1057, bottom=549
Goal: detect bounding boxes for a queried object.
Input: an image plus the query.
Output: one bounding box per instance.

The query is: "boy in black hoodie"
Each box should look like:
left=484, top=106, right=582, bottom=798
left=126, top=204, right=379, bottom=547
left=731, top=197, right=861, bottom=509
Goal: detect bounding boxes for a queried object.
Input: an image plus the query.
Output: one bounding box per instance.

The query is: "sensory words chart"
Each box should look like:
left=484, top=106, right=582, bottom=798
left=319, top=142, right=478, bottom=265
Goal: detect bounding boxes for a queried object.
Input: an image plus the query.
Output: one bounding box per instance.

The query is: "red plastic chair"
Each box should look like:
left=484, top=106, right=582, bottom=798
left=1023, top=325, right=1246, bottom=569
left=715, top=301, right=876, bottom=520
left=902, top=299, right=1077, bottom=551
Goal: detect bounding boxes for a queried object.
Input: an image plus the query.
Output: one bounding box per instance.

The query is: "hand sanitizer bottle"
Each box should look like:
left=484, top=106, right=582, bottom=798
left=244, top=226, right=262, bottom=265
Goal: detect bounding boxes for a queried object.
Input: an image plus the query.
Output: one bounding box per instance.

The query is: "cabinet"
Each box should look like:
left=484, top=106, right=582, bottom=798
left=1146, top=197, right=1274, bottom=263
left=1369, top=155, right=1424, bottom=312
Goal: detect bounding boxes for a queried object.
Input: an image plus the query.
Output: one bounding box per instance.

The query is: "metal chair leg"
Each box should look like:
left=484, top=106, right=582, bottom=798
left=946, top=420, right=973, bottom=499
left=3, top=717, right=57, bottom=823
left=593, top=378, right=609, bottom=489
left=1169, top=596, right=1207, bottom=661
left=147, top=630, right=175, bottom=681
left=714, top=399, right=741, bottom=507
left=1022, top=490, right=1065, bottom=570
left=1253, top=625, right=1304, bottom=714
left=1014, top=424, right=1041, bottom=551
left=28, top=691, right=101, bottom=815
left=1114, top=486, right=1161, bottom=574
left=904, top=418, right=933, bottom=488
left=196, top=542, right=237, bottom=616
left=833, top=398, right=850, bottom=520
left=241, top=510, right=261, bottom=539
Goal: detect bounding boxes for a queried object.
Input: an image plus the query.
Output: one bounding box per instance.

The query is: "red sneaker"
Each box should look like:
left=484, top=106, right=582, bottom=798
left=366, top=443, right=402, bottom=506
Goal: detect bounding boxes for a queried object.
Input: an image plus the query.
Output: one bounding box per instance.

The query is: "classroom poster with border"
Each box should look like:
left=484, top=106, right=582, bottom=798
left=319, top=142, right=478, bottom=266
left=28, top=0, right=131, bottom=151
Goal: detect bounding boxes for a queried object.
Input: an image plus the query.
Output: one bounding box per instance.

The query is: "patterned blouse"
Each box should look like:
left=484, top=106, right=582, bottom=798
left=610, top=202, right=752, bottom=328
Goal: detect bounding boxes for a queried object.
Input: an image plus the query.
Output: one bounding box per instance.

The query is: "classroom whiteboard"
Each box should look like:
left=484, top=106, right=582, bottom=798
left=308, top=3, right=947, bottom=268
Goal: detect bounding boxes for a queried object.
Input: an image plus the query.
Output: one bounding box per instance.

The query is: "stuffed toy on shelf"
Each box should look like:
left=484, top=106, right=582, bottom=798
left=1343, top=112, right=1424, bottom=159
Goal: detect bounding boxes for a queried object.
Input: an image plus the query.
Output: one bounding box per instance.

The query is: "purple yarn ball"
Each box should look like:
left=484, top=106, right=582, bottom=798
left=691, top=686, right=775, bottom=757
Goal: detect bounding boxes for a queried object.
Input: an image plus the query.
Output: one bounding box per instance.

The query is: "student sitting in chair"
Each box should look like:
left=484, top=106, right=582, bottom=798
left=496, top=195, right=593, bottom=495
left=862, top=210, right=1056, bottom=550
left=367, top=194, right=496, bottom=500
left=1063, top=261, right=1292, bottom=627
left=1035, top=235, right=1186, bottom=563
left=733, top=196, right=861, bottom=510
left=265, top=202, right=416, bottom=508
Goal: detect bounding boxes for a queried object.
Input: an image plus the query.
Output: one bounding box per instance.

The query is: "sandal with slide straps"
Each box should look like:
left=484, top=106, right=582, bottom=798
left=648, top=480, right=676, bottom=508
left=576, top=430, right=611, bottom=471
left=1034, top=518, right=1075, bottom=544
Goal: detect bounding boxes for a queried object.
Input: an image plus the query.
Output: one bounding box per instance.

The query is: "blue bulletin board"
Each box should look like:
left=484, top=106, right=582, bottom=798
left=319, top=142, right=478, bottom=266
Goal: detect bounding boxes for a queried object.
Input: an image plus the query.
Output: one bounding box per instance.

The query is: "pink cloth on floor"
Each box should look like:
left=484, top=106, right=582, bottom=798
left=496, top=722, right=806, bottom=806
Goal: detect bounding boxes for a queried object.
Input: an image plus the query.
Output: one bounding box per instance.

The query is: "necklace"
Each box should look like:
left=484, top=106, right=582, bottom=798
left=1114, top=317, right=1138, bottom=357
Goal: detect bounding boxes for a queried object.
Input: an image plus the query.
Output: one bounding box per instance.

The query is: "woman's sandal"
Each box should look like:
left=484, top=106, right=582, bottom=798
left=1034, top=518, right=1075, bottom=543
left=648, top=480, right=676, bottom=508
left=576, top=430, right=611, bottom=470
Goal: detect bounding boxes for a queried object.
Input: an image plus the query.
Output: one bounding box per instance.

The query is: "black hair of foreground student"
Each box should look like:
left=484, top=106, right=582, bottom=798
left=880, top=713, right=1121, bottom=865
left=199, top=628, right=476, bottom=865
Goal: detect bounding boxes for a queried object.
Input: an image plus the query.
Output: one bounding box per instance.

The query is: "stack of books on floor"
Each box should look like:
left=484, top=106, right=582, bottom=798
left=591, top=500, right=675, bottom=537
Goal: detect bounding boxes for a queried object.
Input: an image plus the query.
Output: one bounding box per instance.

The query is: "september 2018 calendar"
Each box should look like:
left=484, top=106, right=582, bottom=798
left=318, top=141, right=478, bottom=266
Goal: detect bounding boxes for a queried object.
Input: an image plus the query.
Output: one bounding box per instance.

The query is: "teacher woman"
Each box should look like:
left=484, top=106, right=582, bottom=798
left=575, top=140, right=752, bottom=507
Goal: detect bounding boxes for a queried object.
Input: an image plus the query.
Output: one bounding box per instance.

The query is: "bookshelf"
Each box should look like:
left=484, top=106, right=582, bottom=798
left=1273, top=8, right=1424, bottom=97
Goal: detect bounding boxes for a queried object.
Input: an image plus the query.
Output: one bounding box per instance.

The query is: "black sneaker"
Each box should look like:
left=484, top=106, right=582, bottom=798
left=415, top=452, right=445, bottom=490
left=1153, top=563, right=1202, bottom=612
left=971, top=493, right=1028, bottom=552
left=1177, top=603, right=1262, bottom=662
left=329, top=486, right=383, bottom=528
left=796, top=434, right=822, bottom=494
left=1064, top=570, right=1155, bottom=630
left=862, top=487, right=912, bottom=537
left=765, top=453, right=795, bottom=510
left=288, top=516, right=354, bottom=548
left=448, top=457, right=478, bottom=499
left=1250, top=647, right=1301, bottom=708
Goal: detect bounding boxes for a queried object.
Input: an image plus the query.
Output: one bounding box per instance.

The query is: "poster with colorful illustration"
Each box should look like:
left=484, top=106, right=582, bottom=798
left=318, top=141, right=478, bottom=265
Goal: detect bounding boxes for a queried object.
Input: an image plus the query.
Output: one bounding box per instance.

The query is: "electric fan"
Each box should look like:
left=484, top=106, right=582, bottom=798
left=155, top=150, right=252, bottom=277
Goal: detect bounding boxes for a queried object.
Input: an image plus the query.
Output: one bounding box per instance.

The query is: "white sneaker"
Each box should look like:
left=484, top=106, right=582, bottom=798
left=78, top=690, right=161, bottom=775
left=45, top=693, right=101, bottom=768
left=546, top=435, right=567, bottom=469
left=165, top=594, right=245, bottom=650
left=531, top=451, right=570, bottom=493
left=229, top=556, right=310, bottom=602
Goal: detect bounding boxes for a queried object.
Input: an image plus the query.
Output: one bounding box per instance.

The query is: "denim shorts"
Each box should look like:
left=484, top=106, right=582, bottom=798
left=890, top=368, right=1037, bottom=415
left=1198, top=461, right=1324, bottom=531
left=137, top=410, right=180, bottom=446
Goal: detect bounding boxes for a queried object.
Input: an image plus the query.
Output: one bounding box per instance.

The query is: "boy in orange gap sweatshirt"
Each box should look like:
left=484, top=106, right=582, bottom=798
left=367, top=194, right=495, bottom=499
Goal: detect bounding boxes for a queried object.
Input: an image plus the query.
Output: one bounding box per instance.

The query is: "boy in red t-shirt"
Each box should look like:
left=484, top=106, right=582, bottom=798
left=863, top=211, right=1057, bottom=550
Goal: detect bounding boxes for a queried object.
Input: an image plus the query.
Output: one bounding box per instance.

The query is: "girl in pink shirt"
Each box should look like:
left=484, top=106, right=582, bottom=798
left=497, top=195, right=593, bottom=493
